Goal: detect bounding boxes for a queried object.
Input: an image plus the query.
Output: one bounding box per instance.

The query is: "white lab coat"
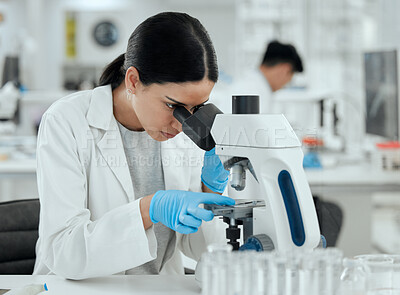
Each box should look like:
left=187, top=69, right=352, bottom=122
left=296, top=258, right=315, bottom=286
left=33, top=85, right=226, bottom=279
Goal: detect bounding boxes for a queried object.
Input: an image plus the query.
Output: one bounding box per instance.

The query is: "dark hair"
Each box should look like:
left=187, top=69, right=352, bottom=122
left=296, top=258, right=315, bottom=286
left=99, top=12, right=218, bottom=89
left=261, top=40, right=303, bottom=73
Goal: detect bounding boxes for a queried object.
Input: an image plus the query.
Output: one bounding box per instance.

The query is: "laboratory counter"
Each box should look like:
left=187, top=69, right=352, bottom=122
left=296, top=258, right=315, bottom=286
left=0, top=275, right=200, bottom=295
left=1, top=154, right=399, bottom=257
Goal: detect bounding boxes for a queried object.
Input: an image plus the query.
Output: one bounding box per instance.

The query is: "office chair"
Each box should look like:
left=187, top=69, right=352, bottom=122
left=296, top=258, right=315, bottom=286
left=0, top=199, right=40, bottom=274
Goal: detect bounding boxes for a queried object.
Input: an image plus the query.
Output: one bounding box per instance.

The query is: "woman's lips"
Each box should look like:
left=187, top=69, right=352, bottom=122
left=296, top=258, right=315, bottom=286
left=161, top=131, right=177, bottom=139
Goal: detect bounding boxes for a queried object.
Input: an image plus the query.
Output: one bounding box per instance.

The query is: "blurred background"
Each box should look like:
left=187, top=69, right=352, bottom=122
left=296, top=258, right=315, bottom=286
left=0, top=0, right=399, bottom=258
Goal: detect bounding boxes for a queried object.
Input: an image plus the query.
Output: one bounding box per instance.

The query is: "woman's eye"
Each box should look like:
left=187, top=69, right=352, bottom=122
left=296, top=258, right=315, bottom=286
left=166, top=103, right=175, bottom=109
left=191, top=104, right=203, bottom=113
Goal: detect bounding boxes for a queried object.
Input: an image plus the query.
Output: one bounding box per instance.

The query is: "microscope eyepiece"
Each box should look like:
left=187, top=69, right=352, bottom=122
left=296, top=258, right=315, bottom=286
left=172, top=104, right=223, bottom=151
left=232, top=95, right=260, bottom=114
left=173, top=106, right=191, bottom=124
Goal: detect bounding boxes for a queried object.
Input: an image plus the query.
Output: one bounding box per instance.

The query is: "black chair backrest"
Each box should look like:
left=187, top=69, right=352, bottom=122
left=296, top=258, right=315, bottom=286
left=0, top=199, right=40, bottom=274
left=313, top=196, right=343, bottom=247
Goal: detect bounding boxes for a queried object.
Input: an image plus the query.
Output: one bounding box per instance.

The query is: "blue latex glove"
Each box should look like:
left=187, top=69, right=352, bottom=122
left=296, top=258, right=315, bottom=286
left=149, top=190, right=235, bottom=234
left=201, top=148, right=230, bottom=193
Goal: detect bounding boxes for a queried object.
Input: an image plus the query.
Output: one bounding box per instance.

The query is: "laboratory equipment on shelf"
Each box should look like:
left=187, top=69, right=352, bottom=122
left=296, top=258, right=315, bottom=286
left=374, top=141, right=400, bottom=171
left=302, top=136, right=324, bottom=169
left=273, top=89, right=344, bottom=153
left=173, top=95, right=321, bottom=253
left=0, top=81, right=20, bottom=135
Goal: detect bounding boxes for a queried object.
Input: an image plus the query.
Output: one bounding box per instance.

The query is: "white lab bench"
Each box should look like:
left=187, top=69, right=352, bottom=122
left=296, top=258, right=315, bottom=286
left=0, top=135, right=37, bottom=201
left=0, top=155, right=399, bottom=257
left=306, top=161, right=400, bottom=257
left=0, top=158, right=36, bottom=202
left=0, top=275, right=200, bottom=295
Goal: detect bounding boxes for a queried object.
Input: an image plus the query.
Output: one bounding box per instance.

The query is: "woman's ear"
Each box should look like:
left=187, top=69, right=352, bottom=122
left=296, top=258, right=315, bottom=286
left=125, top=67, right=141, bottom=93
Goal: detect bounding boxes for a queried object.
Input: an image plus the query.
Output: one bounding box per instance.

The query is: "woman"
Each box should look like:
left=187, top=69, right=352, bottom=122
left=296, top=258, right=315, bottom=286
left=33, top=12, right=234, bottom=279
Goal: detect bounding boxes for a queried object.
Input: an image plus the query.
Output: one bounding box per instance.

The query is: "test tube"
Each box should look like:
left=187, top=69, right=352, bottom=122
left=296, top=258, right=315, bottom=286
left=230, top=251, right=254, bottom=295
left=203, top=246, right=345, bottom=295
left=270, top=252, right=288, bottom=295
left=301, top=248, right=343, bottom=295
left=325, top=248, right=344, bottom=295
left=253, top=252, right=273, bottom=295
left=201, top=244, right=232, bottom=295
left=300, top=251, right=318, bottom=295
left=389, top=255, right=400, bottom=292
left=284, top=250, right=303, bottom=295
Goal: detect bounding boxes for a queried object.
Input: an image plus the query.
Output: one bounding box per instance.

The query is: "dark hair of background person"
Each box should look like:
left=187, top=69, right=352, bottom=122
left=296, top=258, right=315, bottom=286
left=261, top=40, right=304, bottom=73
left=99, top=12, right=219, bottom=90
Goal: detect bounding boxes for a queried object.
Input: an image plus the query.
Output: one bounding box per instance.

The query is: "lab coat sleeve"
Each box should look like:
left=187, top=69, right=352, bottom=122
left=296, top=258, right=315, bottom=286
left=36, top=113, right=157, bottom=279
left=176, top=218, right=228, bottom=261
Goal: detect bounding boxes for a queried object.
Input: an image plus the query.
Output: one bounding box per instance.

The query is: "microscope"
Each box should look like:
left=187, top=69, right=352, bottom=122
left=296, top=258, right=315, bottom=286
left=174, top=95, right=321, bottom=253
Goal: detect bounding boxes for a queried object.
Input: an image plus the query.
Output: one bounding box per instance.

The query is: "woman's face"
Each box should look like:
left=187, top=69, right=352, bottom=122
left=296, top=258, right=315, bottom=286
left=130, top=76, right=215, bottom=142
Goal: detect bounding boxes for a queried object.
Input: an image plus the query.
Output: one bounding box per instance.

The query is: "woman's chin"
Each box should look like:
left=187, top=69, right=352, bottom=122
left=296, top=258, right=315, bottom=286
left=146, top=130, right=168, bottom=142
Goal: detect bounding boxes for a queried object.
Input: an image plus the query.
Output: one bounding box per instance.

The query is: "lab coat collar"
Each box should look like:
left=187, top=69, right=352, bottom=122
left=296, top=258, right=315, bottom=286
left=86, top=85, right=114, bottom=131
left=87, top=85, right=135, bottom=201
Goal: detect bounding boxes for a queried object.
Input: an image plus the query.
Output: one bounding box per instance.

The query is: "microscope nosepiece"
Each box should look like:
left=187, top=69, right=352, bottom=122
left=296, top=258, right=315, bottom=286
left=230, top=164, right=246, bottom=191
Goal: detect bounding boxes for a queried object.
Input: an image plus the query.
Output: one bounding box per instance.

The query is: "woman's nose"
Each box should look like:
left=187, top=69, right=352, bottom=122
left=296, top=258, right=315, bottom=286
left=171, top=118, right=182, bottom=133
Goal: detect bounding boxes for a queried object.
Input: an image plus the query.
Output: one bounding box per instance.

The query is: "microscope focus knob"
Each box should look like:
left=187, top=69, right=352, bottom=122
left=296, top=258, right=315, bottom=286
left=239, top=234, right=275, bottom=252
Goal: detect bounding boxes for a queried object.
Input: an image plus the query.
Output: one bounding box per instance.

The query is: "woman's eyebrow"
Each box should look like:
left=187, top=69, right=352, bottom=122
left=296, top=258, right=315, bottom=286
left=166, top=96, right=187, bottom=106
left=165, top=96, right=210, bottom=107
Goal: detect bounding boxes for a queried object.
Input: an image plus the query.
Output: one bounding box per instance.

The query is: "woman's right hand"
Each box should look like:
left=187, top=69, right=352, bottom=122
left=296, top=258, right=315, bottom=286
left=146, top=190, right=235, bottom=234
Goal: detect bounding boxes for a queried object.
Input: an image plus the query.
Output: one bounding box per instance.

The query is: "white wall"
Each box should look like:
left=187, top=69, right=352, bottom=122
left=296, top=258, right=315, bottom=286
left=34, top=0, right=172, bottom=90
left=2, top=0, right=236, bottom=91
left=166, top=3, right=236, bottom=80
left=375, top=0, right=400, bottom=49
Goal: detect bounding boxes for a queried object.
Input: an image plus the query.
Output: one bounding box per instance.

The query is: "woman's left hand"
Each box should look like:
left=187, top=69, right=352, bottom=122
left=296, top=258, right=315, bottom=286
left=201, top=148, right=230, bottom=193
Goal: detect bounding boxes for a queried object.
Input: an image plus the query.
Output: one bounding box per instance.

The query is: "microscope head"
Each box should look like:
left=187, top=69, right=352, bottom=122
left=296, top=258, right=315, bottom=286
left=173, top=95, right=264, bottom=191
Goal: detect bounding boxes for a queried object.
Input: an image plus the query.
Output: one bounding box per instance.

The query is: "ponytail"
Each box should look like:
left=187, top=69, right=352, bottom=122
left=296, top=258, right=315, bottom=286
left=99, top=53, right=125, bottom=90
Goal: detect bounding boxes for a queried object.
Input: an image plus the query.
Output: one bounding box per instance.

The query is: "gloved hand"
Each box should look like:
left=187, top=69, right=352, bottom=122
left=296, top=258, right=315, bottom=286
left=149, top=190, right=235, bottom=234
left=201, top=148, right=230, bottom=193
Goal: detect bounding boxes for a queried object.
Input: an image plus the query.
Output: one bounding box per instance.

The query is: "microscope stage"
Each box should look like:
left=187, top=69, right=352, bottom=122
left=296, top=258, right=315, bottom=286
left=204, top=199, right=265, bottom=220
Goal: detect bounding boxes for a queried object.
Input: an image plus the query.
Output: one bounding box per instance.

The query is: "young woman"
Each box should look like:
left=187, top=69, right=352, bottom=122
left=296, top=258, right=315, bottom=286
left=33, top=12, right=234, bottom=279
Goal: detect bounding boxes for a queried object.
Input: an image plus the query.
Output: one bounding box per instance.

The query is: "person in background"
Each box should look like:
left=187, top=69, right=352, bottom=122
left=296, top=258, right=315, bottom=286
left=212, top=40, right=303, bottom=113
left=244, top=40, right=304, bottom=113
left=260, top=40, right=303, bottom=92
left=33, top=12, right=234, bottom=280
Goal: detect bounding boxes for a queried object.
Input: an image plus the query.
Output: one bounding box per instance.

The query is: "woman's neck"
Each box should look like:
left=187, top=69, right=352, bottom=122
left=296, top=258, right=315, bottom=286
left=112, top=83, right=144, bottom=131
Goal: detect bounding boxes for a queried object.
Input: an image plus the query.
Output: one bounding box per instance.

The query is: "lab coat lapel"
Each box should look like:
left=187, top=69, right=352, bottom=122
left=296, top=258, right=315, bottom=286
left=96, top=121, right=134, bottom=201
left=87, top=85, right=134, bottom=202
